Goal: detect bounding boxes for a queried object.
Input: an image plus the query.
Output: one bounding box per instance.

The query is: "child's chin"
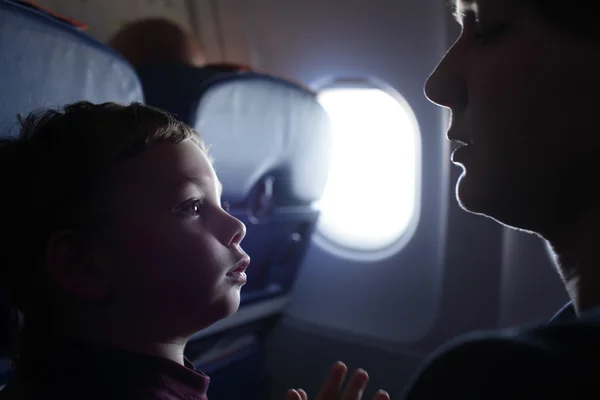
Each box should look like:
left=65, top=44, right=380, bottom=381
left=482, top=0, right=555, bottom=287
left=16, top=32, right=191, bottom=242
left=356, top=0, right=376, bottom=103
left=194, top=291, right=241, bottom=331
left=217, top=292, right=242, bottom=319
left=224, top=298, right=241, bottom=317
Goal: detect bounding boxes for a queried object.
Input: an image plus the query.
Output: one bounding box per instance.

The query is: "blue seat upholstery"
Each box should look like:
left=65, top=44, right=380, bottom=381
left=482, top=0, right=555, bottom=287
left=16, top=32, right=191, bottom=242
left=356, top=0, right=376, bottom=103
left=0, top=0, right=143, bottom=135
left=137, top=63, right=332, bottom=307
left=0, top=0, right=143, bottom=383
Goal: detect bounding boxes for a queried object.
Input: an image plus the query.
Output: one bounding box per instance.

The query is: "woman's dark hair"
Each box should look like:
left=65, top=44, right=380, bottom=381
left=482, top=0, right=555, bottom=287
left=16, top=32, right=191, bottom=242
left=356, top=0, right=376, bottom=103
left=0, top=101, right=206, bottom=365
left=527, top=0, right=599, bottom=39
left=452, top=0, right=599, bottom=39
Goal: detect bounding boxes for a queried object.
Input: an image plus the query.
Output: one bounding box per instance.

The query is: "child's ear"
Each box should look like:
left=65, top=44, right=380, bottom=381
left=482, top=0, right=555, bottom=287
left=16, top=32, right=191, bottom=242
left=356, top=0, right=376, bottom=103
left=44, top=230, right=110, bottom=301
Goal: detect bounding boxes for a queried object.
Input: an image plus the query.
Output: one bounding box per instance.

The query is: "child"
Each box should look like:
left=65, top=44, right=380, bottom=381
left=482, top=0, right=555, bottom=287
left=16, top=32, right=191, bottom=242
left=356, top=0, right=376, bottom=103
left=0, top=102, right=389, bottom=400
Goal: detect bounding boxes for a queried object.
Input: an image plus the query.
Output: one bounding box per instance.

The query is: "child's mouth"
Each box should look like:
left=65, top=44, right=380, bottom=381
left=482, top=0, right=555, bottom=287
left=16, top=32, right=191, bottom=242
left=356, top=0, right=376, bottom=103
left=227, top=256, right=251, bottom=276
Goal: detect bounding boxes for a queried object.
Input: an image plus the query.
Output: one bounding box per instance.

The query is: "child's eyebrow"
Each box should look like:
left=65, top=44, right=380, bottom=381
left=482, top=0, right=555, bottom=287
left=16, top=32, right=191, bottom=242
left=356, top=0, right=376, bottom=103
left=176, top=176, right=223, bottom=197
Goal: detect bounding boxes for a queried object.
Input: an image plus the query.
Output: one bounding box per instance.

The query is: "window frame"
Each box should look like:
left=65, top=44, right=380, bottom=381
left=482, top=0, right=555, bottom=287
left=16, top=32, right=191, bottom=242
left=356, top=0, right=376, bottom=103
left=312, top=77, right=422, bottom=261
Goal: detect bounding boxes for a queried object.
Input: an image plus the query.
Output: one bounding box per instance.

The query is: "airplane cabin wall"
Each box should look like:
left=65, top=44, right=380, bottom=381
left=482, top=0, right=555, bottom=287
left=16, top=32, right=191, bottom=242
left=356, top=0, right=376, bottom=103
left=31, top=0, right=197, bottom=47
left=31, top=0, right=273, bottom=64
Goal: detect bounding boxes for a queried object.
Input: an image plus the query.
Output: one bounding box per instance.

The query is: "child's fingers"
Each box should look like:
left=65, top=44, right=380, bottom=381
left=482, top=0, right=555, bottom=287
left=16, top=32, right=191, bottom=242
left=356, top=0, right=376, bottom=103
left=286, top=389, right=303, bottom=400
left=372, top=390, right=390, bottom=400
left=316, top=361, right=348, bottom=400
left=298, top=388, right=308, bottom=400
left=340, top=368, right=369, bottom=400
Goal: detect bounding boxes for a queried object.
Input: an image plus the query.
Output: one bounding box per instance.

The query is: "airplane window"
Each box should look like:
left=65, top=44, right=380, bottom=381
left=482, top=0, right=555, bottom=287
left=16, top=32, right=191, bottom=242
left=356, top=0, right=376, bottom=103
left=316, top=86, right=420, bottom=254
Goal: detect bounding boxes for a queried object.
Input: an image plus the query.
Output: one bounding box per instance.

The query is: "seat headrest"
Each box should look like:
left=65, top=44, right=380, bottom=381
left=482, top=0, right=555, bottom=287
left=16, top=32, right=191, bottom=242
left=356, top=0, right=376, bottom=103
left=137, top=63, right=332, bottom=207
left=0, top=0, right=144, bottom=137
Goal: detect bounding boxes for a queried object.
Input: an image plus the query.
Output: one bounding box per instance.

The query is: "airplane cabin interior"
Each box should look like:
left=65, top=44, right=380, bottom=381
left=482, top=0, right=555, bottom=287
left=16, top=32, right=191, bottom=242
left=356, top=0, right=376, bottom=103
left=0, top=0, right=572, bottom=398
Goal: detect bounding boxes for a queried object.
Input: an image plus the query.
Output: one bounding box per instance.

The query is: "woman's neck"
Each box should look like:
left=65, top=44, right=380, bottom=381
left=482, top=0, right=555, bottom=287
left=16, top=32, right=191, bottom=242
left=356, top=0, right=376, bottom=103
left=546, top=207, right=600, bottom=315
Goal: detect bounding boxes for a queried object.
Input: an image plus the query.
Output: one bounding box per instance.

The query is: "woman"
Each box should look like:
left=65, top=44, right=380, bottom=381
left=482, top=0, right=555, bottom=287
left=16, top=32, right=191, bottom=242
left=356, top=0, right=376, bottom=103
left=291, top=0, right=600, bottom=398
left=425, top=0, right=600, bottom=318
left=403, top=0, right=600, bottom=397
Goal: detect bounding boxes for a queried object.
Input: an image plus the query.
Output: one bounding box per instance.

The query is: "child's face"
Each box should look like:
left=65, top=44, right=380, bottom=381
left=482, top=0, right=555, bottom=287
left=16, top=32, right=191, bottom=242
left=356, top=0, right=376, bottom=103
left=104, top=139, right=248, bottom=334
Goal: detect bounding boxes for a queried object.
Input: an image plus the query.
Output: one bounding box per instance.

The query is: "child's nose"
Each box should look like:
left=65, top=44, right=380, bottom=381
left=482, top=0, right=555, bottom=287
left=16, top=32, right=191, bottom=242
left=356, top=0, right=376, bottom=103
left=223, top=213, right=247, bottom=247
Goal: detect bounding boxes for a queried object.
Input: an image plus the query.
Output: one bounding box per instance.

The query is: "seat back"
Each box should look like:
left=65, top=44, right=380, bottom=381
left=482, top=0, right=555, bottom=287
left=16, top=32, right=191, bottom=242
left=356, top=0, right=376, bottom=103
left=137, top=63, right=332, bottom=307
left=0, top=0, right=143, bottom=383
left=0, top=0, right=143, bottom=135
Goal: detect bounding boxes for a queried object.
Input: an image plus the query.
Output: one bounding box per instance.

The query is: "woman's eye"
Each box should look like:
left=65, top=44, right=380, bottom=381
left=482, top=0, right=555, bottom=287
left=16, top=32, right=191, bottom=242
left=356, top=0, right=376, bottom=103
left=463, top=11, right=508, bottom=46
left=472, top=23, right=508, bottom=45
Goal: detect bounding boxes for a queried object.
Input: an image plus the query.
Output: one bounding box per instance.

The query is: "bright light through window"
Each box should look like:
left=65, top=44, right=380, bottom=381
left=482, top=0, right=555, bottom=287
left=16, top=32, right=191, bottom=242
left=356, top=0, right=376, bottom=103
left=317, top=87, right=419, bottom=252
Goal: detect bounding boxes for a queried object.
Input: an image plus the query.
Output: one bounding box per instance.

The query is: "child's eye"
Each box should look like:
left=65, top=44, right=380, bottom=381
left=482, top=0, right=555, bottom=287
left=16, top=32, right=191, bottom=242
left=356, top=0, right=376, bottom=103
left=222, top=201, right=231, bottom=212
left=179, top=198, right=204, bottom=216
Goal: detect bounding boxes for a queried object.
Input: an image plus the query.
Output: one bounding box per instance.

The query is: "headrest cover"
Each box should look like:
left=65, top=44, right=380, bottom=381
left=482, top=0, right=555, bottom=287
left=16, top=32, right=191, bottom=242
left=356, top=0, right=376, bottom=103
left=0, top=0, right=143, bottom=136
left=196, top=75, right=332, bottom=206
left=136, top=63, right=332, bottom=207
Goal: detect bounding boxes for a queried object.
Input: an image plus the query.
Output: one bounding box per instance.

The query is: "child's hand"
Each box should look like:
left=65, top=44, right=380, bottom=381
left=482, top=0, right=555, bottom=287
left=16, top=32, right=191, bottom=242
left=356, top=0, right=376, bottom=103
left=285, top=361, right=390, bottom=400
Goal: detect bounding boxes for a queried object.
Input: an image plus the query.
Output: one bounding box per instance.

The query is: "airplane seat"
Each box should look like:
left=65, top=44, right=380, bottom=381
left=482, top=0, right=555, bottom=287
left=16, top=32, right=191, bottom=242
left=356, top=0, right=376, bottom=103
left=0, top=0, right=143, bottom=385
left=136, top=63, right=332, bottom=400
left=0, top=0, right=143, bottom=134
